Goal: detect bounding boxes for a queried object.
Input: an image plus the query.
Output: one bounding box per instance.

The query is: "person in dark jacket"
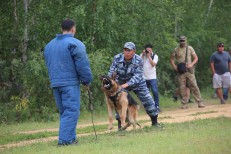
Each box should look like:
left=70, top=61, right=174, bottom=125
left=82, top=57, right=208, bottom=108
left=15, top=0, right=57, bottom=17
left=44, top=19, right=92, bottom=146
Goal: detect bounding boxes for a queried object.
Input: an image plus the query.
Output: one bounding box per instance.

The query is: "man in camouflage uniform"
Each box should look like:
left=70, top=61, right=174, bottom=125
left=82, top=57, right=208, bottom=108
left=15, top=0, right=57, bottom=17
left=170, top=36, right=205, bottom=109
left=108, top=42, right=159, bottom=128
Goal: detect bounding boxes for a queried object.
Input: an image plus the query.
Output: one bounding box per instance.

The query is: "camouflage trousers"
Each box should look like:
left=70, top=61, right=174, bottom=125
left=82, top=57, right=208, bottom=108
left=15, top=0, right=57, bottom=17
left=177, top=72, right=203, bottom=104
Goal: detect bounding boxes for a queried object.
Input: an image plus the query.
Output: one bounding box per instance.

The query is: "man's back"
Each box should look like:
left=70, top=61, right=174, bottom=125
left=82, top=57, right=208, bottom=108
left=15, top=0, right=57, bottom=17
left=44, top=34, right=92, bottom=87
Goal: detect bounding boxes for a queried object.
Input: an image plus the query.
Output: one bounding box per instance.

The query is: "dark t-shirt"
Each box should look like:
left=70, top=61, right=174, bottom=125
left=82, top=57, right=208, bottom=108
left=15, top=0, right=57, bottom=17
left=210, top=51, right=231, bottom=75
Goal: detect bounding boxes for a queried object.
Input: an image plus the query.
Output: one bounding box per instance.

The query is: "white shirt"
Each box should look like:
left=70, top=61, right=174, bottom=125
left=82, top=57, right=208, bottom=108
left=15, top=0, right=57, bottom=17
left=140, top=53, right=158, bottom=80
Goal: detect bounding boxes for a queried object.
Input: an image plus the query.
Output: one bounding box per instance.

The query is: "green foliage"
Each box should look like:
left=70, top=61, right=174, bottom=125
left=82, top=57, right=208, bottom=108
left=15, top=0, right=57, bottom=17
left=1, top=0, right=231, bottom=123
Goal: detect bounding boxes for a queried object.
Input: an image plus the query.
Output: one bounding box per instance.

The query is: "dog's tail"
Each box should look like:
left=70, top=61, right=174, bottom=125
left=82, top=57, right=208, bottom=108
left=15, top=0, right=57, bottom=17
left=136, top=123, right=141, bottom=128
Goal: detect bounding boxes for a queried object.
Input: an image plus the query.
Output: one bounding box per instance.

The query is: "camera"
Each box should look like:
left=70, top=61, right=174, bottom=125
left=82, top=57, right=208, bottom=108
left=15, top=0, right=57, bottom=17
left=145, top=50, right=149, bottom=54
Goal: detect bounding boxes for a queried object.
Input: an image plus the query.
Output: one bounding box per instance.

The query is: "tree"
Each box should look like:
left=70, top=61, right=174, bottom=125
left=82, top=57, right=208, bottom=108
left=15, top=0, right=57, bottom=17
left=1, top=0, right=231, bottom=123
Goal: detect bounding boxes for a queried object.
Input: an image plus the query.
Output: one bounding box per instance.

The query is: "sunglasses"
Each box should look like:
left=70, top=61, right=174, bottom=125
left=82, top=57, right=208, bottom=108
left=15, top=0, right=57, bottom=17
left=180, top=40, right=185, bottom=42
left=218, top=45, right=224, bottom=47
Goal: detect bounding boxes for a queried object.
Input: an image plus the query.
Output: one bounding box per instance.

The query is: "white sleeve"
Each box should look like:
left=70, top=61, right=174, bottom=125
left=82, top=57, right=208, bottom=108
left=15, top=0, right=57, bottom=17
left=153, top=54, right=158, bottom=64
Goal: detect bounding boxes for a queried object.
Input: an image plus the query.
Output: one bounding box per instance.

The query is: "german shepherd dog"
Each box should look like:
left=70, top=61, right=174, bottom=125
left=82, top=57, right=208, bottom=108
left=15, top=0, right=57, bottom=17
left=100, top=73, right=140, bottom=130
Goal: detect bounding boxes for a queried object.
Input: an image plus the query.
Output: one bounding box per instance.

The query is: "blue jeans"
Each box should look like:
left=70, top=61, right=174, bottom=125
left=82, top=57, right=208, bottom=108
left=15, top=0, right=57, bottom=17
left=223, top=88, right=228, bottom=100
left=146, top=79, right=159, bottom=108
left=215, top=88, right=229, bottom=100
left=53, top=85, right=80, bottom=144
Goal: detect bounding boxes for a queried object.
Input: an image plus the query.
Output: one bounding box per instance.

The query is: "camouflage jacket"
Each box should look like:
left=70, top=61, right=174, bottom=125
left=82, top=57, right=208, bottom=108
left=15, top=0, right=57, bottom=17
left=108, top=53, right=145, bottom=87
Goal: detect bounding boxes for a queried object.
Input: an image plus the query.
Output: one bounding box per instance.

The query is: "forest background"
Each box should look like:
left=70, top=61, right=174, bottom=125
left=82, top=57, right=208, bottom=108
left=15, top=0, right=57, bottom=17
left=0, top=0, right=230, bottom=123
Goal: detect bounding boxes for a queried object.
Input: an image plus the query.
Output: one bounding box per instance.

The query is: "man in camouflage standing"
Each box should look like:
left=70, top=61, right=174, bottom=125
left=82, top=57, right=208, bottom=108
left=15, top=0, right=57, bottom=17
left=108, top=42, right=159, bottom=128
left=170, top=36, right=205, bottom=109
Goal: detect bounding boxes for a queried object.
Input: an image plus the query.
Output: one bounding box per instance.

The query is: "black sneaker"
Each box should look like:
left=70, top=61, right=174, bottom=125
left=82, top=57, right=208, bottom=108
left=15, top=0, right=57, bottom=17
left=151, top=123, right=163, bottom=128
left=221, top=100, right=226, bottom=104
left=71, top=141, right=79, bottom=145
left=58, top=140, right=78, bottom=147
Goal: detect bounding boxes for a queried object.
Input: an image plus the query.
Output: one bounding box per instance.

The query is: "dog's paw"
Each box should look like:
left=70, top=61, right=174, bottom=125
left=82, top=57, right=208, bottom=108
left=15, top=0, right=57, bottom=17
left=108, top=126, right=113, bottom=130
left=121, top=125, right=129, bottom=130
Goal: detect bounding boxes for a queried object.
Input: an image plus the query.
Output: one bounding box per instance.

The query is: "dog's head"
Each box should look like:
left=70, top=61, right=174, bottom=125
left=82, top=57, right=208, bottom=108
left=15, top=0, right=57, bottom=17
left=100, top=73, right=117, bottom=90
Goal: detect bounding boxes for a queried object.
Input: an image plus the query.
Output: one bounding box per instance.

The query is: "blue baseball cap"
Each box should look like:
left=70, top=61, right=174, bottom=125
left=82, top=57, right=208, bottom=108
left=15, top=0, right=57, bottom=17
left=124, top=42, right=136, bottom=50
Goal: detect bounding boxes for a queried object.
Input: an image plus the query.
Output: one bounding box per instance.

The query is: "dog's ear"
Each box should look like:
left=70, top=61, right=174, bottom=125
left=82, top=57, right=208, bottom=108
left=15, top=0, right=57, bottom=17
left=99, top=75, right=105, bottom=81
left=111, top=72, right=117, bottom=80
left=100, top=75, right=108, bottom=81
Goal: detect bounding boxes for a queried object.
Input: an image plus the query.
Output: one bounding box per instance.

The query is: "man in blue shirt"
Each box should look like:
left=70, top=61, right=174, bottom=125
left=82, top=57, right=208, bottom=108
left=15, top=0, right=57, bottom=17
left=44, top=19, right=92, bottom=145
left=210, top=43, right=231, bottom=104
left=108, top=42, right=159, bottom=128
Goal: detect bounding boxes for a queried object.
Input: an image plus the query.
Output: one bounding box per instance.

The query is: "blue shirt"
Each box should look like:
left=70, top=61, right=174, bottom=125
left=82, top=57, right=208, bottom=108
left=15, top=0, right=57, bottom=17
left=44, top=34, right=92, bottom=87
left=108, top=53, right=145, bottom=87
left=210, top=51, right=231, bottom=75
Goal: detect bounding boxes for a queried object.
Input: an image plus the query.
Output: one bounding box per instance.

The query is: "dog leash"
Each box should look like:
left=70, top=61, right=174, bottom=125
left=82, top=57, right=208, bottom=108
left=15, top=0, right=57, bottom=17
left=87, top=88, right=98, bottom=140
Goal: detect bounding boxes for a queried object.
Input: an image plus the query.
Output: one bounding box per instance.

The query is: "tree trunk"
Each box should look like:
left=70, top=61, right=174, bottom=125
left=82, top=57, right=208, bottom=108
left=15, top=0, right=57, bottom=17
left=22, top=0, right=29, bottom=63
left=13, top=0, right=18, bottom=22
left=91, top=0, right=96, bottom=49
left=174, top=16, right=178, bottom=39
left=205, top=0, right=214, bottom=23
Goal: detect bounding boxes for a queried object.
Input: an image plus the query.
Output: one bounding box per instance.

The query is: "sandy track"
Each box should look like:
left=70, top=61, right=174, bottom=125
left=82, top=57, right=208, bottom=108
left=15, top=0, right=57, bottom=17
left=1, top=103, right=231, bottom=150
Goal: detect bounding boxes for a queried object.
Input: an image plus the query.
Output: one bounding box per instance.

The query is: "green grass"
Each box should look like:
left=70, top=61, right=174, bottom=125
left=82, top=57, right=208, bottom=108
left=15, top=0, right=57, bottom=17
left=0, top=93, right=226, bottom=153
left=0, top=123, right=109, bottom=145
left=1, top=120, right=151, bottom=145
left=0, top=94, right=179, bottom=145
left=2, top=117, right=231, bottom=154
left=0, top=95, right=221, bottom=145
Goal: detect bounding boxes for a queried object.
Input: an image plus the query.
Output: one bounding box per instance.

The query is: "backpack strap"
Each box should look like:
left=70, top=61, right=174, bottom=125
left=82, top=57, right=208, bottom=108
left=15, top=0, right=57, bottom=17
left=185, top=46, right=188, bottom=63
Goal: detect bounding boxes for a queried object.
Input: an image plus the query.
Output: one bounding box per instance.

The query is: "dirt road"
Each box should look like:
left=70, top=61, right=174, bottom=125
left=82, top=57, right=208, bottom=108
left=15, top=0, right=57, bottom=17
left=1, top=103, right=231, bottom=150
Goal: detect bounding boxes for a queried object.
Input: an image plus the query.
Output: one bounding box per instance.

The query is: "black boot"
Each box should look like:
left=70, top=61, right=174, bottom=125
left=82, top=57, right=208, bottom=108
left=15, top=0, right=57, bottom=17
left=150, top=115, right=162, bottom=128
left=117, top=119, right=122, bottom=129
left=150, top=115, right=158, bottom=126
